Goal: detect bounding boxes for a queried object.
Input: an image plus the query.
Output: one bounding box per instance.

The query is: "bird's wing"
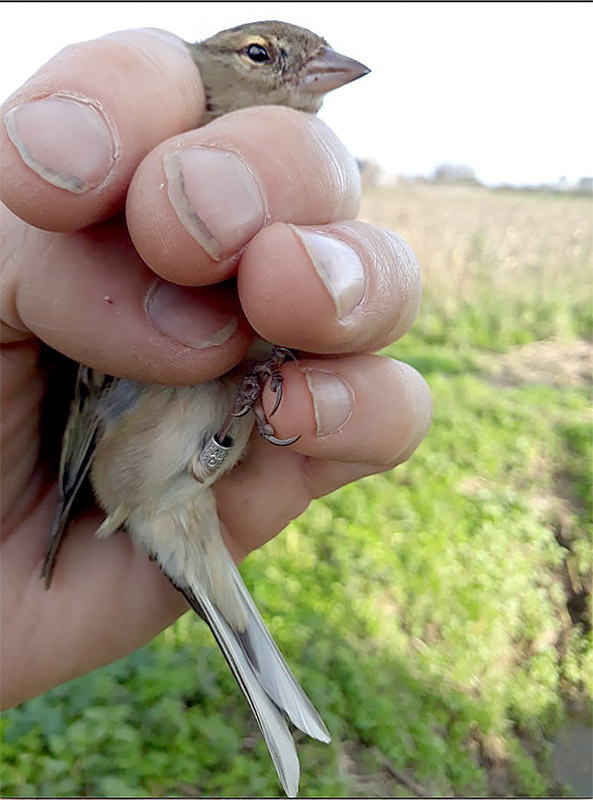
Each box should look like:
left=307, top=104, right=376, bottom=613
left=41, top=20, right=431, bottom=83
left=41, top=365, right=115, bottom=587
left=179, top=582, right=301, bottom=798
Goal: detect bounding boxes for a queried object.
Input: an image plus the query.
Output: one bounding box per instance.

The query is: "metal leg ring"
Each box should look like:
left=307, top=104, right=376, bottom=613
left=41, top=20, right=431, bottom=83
left=198, top=434, right=234, bottom=474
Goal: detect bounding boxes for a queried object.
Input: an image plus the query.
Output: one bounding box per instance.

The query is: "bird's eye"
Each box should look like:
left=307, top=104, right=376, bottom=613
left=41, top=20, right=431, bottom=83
left=245, top=43, right=271, bottom=63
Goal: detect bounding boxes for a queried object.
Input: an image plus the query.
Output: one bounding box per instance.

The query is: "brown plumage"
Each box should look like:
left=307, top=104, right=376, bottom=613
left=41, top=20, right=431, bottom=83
left=189, top=20, right=369, bottom=123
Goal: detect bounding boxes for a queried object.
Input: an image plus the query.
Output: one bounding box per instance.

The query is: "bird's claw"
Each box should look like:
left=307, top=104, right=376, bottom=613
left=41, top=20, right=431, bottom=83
left=264, top=432, right=302, bottom=447
left=254, top=402, right=301, bottom=447
left=231, top=404, right=251, bottom=418
left=268, top=371, right=284, bottom=417
left=230, top=347, right=301, bottom=446
left=272, top=345, right=297, bottom=363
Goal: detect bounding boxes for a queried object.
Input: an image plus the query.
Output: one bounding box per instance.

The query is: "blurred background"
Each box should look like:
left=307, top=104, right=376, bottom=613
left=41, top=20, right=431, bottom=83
left=1, top=2, right=591, bottom=797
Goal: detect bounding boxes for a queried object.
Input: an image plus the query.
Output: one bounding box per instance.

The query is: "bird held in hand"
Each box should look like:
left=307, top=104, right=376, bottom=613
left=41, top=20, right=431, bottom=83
left=43, top=20, right=369, bottom=798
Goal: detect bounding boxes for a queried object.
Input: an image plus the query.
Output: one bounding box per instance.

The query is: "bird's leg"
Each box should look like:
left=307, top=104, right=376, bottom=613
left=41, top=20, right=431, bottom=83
left=233, top=346, right=294, bottom=418
left=230, top=346, right=300, bottom=446
left=196, top=347, right=299, bottom=481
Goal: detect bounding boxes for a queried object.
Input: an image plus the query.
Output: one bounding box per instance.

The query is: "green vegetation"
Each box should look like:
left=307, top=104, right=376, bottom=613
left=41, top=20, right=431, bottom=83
left=2, top=185, right=591, bottom=796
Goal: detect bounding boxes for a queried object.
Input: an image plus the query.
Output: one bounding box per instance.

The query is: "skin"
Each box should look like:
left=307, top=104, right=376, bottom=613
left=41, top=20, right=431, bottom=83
left=0, top=27, right=431, bottom=710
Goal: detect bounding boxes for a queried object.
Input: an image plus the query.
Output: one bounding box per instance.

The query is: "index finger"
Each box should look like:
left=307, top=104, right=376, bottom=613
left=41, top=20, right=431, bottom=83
left=0, top=28, right=205, bottom=231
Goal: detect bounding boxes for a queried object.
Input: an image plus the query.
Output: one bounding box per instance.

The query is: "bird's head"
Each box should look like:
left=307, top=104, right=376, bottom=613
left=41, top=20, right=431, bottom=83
left=190, top=20, right=370, bottom=123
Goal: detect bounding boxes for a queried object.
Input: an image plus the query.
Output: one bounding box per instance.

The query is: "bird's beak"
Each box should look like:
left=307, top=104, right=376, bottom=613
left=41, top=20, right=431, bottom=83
left=301, top=46, right=370, bottom=94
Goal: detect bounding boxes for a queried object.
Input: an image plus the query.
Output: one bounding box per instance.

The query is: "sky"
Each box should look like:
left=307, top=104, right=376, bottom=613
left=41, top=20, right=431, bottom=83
left=1, top=1, right=591, bottom=186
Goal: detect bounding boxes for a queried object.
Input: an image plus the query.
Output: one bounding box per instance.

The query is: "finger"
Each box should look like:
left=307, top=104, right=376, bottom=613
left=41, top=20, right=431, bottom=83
left=263, top=355, right=432, bottom=466
left=1, top=502, right=185, bottom=709
left=126, top=106, right=361, bottom=285
left=0, top=29, right=204, bottom=232
left=1, top=206, right=253, bottom=384
left=239, top=220, right=421, bottom=354
left=0, top=341, right=45, bottom=526
left=216, top=355, right=432, bottom=555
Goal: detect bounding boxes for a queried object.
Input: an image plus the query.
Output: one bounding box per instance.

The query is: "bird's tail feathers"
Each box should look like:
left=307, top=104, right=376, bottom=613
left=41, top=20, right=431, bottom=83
left=156, top=489, right=330, bottom=745
left=180, top=583, right=300, bottom=797
left=227, top=557, right=331, bottom=743
left=154, top=489, right=330, bottom=795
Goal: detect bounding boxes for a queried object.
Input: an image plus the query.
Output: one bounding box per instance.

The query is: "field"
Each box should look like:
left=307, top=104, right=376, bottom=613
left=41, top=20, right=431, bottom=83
left=2, top=183, right=591, bottom=797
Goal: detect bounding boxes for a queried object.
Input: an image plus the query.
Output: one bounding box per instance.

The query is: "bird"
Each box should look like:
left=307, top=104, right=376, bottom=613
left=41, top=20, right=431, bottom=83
left=41, top=21, right=370, bottom=798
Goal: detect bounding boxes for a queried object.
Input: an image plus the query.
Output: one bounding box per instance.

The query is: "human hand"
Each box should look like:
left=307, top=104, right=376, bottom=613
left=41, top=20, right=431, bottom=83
left=0, top=28, right=431, bottom=710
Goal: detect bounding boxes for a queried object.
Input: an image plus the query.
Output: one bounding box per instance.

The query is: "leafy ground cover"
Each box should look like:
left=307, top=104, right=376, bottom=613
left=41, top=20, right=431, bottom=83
left=2, top=184, right=591, bottom=796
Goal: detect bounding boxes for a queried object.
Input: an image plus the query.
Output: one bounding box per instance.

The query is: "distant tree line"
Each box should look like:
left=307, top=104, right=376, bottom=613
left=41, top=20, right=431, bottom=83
left=356, top=158, right=593, bottom=196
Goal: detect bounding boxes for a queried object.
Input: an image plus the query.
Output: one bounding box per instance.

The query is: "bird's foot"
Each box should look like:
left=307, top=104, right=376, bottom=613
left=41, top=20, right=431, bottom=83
left=231, top=346, right=300, bottom=446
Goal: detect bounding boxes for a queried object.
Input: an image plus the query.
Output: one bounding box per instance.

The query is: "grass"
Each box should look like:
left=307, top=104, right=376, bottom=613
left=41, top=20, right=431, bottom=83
left=360, top=183, right=592, bottom=349
left=2, top=183, right=592, bottom=797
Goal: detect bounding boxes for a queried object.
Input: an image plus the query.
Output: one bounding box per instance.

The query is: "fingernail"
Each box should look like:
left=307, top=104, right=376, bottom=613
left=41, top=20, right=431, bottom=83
left=146, top=281, right=237, bottom=349
left=4, top=95, right=117, bottom=193
left=163, top=148, right=266, bottom=262
left=291, top=227, right=366, bottom=319
left=304, top=369, right=354, bottom=435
